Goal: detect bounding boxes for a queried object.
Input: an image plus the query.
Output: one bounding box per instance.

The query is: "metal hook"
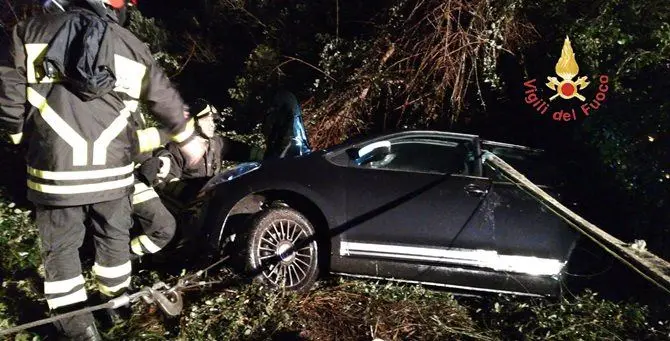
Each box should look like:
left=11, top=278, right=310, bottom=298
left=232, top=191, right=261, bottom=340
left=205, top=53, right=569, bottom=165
left=148, top=287, right=183, bottom=317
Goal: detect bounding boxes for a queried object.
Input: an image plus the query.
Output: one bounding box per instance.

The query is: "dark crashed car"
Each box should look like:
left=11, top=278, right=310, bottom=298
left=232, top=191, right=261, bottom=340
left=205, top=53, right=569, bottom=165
left=157, top=92, right=579, bottom=298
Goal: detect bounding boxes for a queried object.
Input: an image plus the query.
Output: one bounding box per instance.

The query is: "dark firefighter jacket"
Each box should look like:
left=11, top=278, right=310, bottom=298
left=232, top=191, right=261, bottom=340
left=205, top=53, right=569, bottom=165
left=137, top=136, right=264, bottom=192
left=0, top=7, right=196, bottom=206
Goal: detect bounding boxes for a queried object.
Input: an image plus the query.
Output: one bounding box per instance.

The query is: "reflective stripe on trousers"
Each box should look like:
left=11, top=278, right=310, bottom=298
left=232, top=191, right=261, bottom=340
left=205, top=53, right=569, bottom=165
left=93, top=261, right=132, bottom=296
left=132, top=181, right=159, bottom=205
left=44, top=275, right=87, bottom=310
left=130, top=192, right=177, bottom=256
left=131, top=235, right=162, bottom=256
left=36, top=197, right=134, bottom=307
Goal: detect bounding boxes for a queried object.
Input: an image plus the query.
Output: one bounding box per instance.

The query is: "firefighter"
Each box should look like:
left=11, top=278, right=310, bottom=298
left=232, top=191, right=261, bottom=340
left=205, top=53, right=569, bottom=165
left=137, top=91, right=309, bottom=194
left=0, top=0, right=206, bottom=339
left=127, top=101, right=210, bottom=260
left=128, top=138, right=181, bottom=260
left=138, top=99, right=265, bottom=193
left=133, top=92, right=307, bottom=260
left=129, top=99, right=263, bottom=267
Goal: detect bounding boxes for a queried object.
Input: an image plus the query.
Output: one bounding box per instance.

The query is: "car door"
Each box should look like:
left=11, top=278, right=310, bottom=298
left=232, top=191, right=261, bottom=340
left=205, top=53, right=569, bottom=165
left=480, top=143, right=580, bottom=263
left=339, top=135, right=492, bottom=262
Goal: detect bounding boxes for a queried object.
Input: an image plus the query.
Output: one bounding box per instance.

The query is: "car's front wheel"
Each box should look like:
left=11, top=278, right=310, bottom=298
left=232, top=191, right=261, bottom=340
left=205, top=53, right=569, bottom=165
left=241, top=207, right=319, bottom=292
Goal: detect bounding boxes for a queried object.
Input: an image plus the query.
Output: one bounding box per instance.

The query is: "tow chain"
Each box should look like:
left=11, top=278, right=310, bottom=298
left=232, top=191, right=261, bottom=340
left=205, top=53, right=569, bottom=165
left=0, top=255, right=230, bottom=337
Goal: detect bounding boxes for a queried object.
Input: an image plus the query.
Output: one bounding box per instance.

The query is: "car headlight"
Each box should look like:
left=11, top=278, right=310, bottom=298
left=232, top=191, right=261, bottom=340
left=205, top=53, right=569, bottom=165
left=199, top=162, right=261, bottom=194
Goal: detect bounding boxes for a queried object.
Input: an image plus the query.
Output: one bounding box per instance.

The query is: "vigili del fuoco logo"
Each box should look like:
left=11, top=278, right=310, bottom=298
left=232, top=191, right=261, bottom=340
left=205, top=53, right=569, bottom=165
left=523, top=36, right=610, bottom=122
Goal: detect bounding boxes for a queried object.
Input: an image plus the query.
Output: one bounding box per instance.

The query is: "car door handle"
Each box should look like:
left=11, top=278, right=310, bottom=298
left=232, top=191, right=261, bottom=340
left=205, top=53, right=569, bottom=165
left=464, top=183, right=488, bottom=197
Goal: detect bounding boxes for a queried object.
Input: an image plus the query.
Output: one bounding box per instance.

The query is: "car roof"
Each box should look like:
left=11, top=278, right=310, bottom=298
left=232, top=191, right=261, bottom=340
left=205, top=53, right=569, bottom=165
left=322, top=130, right=478, bottom=151
left=480, top=140, right=545, bottom=154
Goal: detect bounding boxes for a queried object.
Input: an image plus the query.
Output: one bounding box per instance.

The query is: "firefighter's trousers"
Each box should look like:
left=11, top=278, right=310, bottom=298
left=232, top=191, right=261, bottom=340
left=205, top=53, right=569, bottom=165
left=36, top=196, right=134, bottom=314
left=130, top=180, right=177, bottom=257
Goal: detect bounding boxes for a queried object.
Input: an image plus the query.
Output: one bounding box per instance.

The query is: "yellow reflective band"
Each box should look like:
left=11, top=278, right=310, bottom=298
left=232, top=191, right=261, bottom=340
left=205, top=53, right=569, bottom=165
left=98, top=277, right=131, bottom=297
left=92, top=101, right=133, bottom=165
left=28, top=163, right=134, bottom=181
left=25, top=44, right=57, bottom=84
left=27, top=175, right=134, bottom=194
left=134, top=181, right=151, bottom=193
left=9, top=132, right=23, bottom=145
left=44, top=275, right=85, bottom=295
left=137, top=127, right=162, bottom=154
left=47, top=287, right=87, bottom=310
left=132, top=187, right=159, bottom=205
left=27, top=87, right=88, bottom=166
left=131, top=237, right=144, bottom=256
left=113, top=55, right=146, bottom=99
left=92, top=261, right=131, bottom=279
left=171, top=118, right=195, bottom=143
left=139, top=235, right=162, bottom=253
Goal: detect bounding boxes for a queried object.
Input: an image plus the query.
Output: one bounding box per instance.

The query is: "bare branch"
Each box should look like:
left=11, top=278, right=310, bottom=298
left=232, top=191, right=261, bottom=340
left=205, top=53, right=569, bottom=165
left=273, top=56, right=338, bottom=82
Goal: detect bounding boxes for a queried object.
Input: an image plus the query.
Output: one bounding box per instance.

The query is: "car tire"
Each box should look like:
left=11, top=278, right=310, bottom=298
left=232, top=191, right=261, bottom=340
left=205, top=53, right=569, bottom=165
left=240, top=207, right=319, bottom=292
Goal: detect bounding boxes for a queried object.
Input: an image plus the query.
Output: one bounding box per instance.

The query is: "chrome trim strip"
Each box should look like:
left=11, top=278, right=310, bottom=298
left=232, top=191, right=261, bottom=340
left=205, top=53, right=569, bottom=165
left=340, top=241, right=565, bottom=277
left=331, top=272, right=546, bottom=297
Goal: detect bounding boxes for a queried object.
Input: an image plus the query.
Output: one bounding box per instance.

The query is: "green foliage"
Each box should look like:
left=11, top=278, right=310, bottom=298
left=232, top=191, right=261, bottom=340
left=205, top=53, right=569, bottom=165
left=228, top=44, right=281, bottom=105
left=536, top=0, right=670, bottom=254
left=124, top=278, right=670, bottom=340
left=179, top=284, right=299, bottom=340
left=0, top=197, right=44, bottom=340
left=0, top=201, right=39, bottom=273
left=127, top=8, right=169, bottom=53
left=472, top=290, right=670, bottom=340
left=126, top=8, right=183, bottom=75
left=309, top=33, right=374, bottom=96
left=570, top=0, right=670, bottom=199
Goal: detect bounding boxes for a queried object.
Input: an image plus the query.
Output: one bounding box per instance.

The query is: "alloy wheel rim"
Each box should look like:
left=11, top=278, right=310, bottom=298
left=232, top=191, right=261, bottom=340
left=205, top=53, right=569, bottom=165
left=257, top=219, right=315, bottom=287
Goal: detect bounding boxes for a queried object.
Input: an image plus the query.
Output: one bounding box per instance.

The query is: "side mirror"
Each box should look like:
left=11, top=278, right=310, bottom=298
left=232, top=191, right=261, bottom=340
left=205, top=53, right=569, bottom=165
left=354, top=140, right=391, bottom=166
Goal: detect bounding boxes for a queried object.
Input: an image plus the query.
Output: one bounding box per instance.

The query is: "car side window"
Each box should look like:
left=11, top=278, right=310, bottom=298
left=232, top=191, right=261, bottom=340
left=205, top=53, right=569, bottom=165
left=360, top=140, right=472, bottom=175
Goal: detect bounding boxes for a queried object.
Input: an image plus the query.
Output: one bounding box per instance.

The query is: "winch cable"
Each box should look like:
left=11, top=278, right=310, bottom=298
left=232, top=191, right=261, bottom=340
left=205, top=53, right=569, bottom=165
left=0, top=255, right=232, bottom=337
left=0, top=289, right=144, bottom=337
left=163, top=255, right=231, bottom=294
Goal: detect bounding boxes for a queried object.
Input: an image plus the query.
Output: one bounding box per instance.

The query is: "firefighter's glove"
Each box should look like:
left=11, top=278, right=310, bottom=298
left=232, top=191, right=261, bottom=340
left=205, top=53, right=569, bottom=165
left=138, top=157, right=162, bottom=186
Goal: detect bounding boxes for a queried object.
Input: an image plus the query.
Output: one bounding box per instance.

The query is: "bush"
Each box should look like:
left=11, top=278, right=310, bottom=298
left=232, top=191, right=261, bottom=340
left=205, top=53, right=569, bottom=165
left=468, top=289, right=670, bottom=340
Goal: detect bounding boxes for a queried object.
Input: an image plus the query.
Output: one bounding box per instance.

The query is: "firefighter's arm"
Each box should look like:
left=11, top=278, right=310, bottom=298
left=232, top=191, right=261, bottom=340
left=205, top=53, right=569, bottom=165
left=135, top=126, right=174, bottom=154
left=217, top=136, right=266, bottom=162
left=142, top=58, right=205, bottom=166
left=0, top=24, right=27, bottom=145
left=151, top=144, right=185, bottom=191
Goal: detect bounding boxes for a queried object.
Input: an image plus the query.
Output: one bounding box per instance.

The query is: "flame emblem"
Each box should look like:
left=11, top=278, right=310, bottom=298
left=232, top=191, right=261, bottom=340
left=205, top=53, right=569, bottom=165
left=546, top=36, right=589, bottom=101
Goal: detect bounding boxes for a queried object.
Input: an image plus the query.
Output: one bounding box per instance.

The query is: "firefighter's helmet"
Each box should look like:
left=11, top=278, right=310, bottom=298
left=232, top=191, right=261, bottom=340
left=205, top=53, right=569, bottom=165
left=189, top=99, right=218, bottom=139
